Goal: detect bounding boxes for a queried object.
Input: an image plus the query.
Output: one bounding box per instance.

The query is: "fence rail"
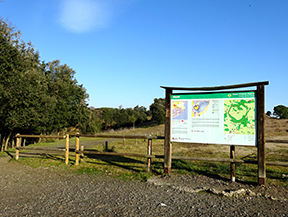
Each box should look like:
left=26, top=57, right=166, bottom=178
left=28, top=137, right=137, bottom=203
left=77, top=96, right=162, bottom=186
left=74, top=134, right=165, bottom=140
left=171, top=156, right=288, bottom=167
left=16, top=135, right=66, bottom=139
left=265, top=140, right=288, bottom=143
left=16, top=147, right=66, bottom=152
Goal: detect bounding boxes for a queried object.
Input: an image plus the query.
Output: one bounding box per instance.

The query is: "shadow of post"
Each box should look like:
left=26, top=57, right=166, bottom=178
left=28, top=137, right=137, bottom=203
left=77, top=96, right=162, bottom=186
left=84, top=149, right=147, bottom=173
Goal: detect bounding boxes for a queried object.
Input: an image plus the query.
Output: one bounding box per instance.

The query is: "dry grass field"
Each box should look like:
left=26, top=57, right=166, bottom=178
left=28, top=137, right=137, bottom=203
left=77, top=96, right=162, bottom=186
left=265, top=115, right=288, bottom=138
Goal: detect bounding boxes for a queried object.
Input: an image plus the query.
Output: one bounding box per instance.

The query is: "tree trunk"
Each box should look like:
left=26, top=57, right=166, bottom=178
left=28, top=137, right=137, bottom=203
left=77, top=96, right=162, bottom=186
left=0, top=134, right=3, bottom=152
left=0, top=144, right=2, bottom=152
left=4, top=132, right=12, bottom=151
left=38, top=133, right=42, bottom=143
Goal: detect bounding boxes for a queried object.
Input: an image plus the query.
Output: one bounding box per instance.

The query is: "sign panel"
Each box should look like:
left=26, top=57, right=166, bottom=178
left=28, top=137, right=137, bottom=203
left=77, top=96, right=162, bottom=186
left=171, top=91, right=256, bottom=146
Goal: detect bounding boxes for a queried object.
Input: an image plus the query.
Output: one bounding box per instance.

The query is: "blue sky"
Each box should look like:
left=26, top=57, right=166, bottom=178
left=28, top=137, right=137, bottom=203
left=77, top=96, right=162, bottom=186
left=1, top=0, right=287, bottom=112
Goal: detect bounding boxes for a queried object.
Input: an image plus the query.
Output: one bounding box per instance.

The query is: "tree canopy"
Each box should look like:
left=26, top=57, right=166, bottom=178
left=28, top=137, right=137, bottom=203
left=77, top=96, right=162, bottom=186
left=150, top=98, right=165, bottom=124
left=0, top=19, right=99, bottom=150
left=273, top=105, right=288, bottom=119
left=96, top=105, right=148, bottom=130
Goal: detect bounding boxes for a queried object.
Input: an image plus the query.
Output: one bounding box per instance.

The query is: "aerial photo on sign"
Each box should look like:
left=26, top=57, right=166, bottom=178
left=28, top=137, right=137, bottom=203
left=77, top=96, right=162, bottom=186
left=171, top=92, right=256, bottom=146
left=224, top=99, right=255, bottom=135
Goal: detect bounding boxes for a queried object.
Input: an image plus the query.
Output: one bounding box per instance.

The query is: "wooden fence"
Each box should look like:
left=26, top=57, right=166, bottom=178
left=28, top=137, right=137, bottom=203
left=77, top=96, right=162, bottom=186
left=15, top=134, right=165, bottom=172
left=14, top=134, right=288, bottom=179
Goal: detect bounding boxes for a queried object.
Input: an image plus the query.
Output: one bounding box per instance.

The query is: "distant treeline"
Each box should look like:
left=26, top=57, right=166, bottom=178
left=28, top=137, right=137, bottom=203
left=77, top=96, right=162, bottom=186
left=267, top=105, right=288, bottom=119
left=91, top=98, right=165, bottom=132
left=0, top=19, right=165, bottom=150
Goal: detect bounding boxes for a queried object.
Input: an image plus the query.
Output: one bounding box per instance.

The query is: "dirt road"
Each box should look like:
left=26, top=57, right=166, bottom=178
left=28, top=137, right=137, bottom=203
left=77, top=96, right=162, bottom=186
left=1, top=154, right=288, bottom=216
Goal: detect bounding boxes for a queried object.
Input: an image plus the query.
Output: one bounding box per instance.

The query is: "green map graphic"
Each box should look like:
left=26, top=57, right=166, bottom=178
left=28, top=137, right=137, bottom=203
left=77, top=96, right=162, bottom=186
left=224, top=99, right=255, bottom=135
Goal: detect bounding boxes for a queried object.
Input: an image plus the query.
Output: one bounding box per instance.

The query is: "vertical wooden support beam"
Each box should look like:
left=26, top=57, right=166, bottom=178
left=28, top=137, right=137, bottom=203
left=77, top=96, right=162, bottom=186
left=123, top=138, right=126, bottom=149
left=257, top=84, right=266, bottom=185
left=80, top=146, right=84, bottom=162
left=230, top=145, right=235, bottom=182
left=147, top=139, right=152, bottom=172
left=164, top=88, right=172, bottom=175
left=75, top=134, right=80, bottom=166
left=105, top=141, right=108, bottom=152
left=15, top=134, right=20, bottom=160
left=65, top=134, right=69, bottom=165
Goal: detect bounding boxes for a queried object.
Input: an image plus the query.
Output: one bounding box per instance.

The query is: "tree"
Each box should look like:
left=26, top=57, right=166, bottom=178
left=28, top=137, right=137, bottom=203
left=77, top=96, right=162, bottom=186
left=78, top=108, right=102, bottom=134
left=0, top=19, right=53, bottom=148
left=99, top=107, right=116, bottom=129
left=113, top=108, right=129, bottom=128
left=273, top=105, right=288, bottom=119
left=43, top=60, right=89, bottom=133
left=150, top=98, right=165, bottom=124
left=133, top=105, right=148, bottom=124
left=128, top=113, right=137, bottom=129
left=0, top=19, right=91, bottom=150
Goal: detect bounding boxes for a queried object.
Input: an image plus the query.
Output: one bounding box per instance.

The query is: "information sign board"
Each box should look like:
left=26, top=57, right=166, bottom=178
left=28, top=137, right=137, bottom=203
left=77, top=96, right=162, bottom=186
left=171, top=91, right=256, bottom=146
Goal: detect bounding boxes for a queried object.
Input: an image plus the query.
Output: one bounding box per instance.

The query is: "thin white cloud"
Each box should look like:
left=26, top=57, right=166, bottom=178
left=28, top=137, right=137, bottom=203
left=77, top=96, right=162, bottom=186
left=59, top=0, right=113, bottom=33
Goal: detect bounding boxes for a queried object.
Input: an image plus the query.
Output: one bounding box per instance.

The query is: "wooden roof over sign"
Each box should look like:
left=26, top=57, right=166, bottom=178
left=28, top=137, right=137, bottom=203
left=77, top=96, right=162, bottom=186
left=161, top=81, right=269, bottom=91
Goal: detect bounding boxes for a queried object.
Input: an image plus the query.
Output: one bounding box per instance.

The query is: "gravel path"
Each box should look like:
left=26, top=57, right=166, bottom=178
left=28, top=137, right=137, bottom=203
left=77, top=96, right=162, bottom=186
left=1, top=155, right=288, bottom=216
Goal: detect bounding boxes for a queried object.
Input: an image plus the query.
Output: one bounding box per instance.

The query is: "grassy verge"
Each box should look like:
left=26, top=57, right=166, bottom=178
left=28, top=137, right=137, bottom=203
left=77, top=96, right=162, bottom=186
left=2, top=132, right=288, bottom=187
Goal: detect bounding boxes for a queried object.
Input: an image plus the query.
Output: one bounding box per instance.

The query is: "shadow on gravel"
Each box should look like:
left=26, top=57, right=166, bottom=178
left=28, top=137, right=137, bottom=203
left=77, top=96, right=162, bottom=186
left=5, top=151, right=14, bottom=159
left=40, top=154, right=66, bottom=162
left=153, top=160, right=258, bottom=186
left=5, top=151, right=68, bottom=165
left=9, top=151, right=65, bottom=159
left=88, top=160, right=146, bottom=173
left=84, top=150, right=146, bottom=173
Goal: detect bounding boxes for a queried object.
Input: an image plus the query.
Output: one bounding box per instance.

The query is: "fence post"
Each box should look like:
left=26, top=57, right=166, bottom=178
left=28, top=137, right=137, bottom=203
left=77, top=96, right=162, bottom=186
left=16, top=134, right=20, bottom=160
left=230, top=145, right=235, bottom=182
left=164, top=88, right=172, bottom=175
left=105, top=141, right=108, bottom=152
left=257, top=84, right=266, bottom=185
left=65, top=134, right=69, bottom=165
left=147, top=139, right=152, bottom=172
left=80, top=146, right=84, bottom=162
left=123, top=138, right=126, bottom=149
left=75, top=134, right=80, bottom=165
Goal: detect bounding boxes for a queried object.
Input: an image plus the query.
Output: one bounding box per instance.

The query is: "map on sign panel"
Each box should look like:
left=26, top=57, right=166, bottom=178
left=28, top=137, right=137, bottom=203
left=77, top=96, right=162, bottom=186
left=224, top=99, right=255, bottom=135
left=191, top=100, right=210, bottom=117
left=172, top=101, right=188, bottom=120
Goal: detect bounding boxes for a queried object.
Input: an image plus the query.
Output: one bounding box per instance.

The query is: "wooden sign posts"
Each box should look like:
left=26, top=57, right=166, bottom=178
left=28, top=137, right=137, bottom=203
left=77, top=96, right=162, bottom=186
left=257, top=84, right=266, bottom=185
left=161, top=81, right=269, bottom=185
left=164, top=88, right=172, bottom=174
